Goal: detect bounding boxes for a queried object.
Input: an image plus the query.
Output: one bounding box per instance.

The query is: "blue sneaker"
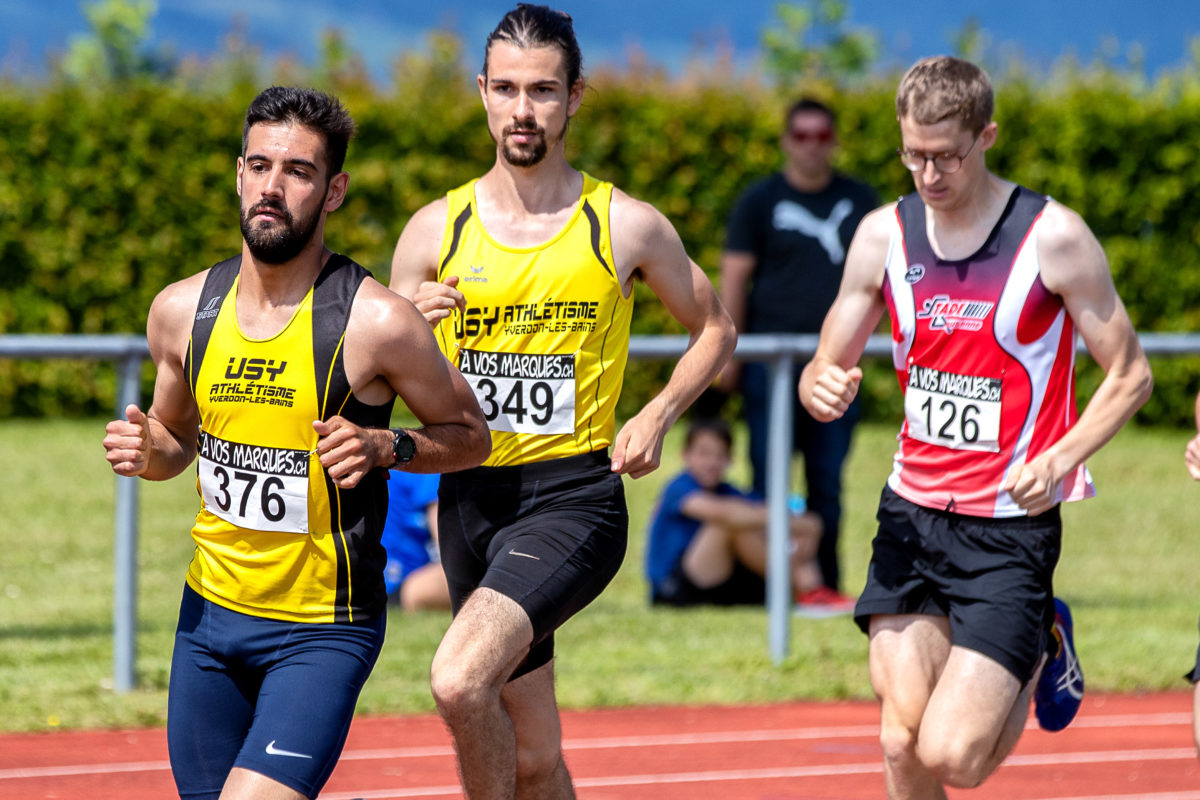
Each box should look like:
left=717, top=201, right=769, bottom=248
left=1034, top=597, right=1084, bottom=732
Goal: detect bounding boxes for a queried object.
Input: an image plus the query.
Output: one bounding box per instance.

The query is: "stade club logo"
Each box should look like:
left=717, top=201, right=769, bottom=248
left=916, top=294, right=994, bottom=333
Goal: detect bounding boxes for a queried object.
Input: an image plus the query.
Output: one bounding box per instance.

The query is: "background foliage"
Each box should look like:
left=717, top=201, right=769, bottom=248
left=3, top=4, right=1200, bottom=424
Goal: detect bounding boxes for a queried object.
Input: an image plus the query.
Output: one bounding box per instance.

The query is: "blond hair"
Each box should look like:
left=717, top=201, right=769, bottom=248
left=896, top=56, right=993, bottom=134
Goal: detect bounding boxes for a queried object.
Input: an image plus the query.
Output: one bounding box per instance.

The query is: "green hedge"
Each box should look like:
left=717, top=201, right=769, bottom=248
left=2, top=59, right=1198, bottom=424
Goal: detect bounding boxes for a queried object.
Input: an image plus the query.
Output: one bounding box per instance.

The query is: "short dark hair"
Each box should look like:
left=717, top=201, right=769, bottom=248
left=684, top=417, right=733, bottom=451
left=483, top=4, right=584, bottom=88
left=785, top=97, right=836, bottom=132
left=241, top=86, right=356, bottom=176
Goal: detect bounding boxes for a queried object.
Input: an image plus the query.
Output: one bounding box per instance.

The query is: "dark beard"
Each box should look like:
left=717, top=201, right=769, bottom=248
left=498, top=113, right=570, bottom=168
left=239, top=200, right=321, bottom=264
left=500, top=125, right=548, bottom=168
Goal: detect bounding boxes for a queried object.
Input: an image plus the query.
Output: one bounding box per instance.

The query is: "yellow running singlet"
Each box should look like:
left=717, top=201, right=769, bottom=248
left=435, top=174, right=634, bottom=467
left=186, top=255, right=392, bottom=623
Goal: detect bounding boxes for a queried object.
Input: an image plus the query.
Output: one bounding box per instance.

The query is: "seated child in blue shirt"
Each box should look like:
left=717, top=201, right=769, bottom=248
left=382, top=471, right=451, bottom=612
left=645, top=418, right=854, bottom=616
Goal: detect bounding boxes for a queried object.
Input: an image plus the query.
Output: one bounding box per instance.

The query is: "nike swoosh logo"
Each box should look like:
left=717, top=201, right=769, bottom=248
left=508, top=549, right=540, bottom=560
left=265, top=740, right=313, bottom=759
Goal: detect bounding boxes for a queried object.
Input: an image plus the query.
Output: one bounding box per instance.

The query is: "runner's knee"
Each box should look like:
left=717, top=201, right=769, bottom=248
left=430, top=653, right=498, bottom=718
left=514, top=740, right=564, bottom=785
left=878, top=717, right=920, bottom=774
left=917, top=731, right=992, bottom=788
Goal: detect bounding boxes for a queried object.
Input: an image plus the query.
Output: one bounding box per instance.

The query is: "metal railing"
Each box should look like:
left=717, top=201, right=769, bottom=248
left=1, top=331, right=1196, bottom=686
left=0, top=335, right=147, bottom=692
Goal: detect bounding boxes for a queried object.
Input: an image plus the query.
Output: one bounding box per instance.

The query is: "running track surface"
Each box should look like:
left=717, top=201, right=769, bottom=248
left=2, top=692, right=1195, bottom=799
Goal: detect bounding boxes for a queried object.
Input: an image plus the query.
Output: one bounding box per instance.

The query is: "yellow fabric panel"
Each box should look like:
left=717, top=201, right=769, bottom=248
left=187, top=277, right=345, bottom=623
left=435, top=173, right=634, bottom=466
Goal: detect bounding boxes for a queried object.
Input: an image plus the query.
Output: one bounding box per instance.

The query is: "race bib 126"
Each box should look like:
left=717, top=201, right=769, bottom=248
left=904, top=364, right=1002, bottom=452
left=197, top=431, right=310, bottom=532
left=458, top=348, right=575, bottom=435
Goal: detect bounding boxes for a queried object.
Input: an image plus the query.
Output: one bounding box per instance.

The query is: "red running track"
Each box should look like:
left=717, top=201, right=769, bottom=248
left=1, top=692, right=1196, bottom=799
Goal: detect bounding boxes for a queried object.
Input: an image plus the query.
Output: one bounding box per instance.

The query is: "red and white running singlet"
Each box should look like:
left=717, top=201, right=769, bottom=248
left=881, top=186, right=1094, bottom=517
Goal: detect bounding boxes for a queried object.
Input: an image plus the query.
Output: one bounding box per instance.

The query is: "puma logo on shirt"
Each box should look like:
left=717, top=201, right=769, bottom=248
left=772, top=198, right=855, bottom=264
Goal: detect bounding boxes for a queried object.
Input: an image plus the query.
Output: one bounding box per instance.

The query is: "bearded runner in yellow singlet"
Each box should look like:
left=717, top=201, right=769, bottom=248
left=389, top=7, right=737, bottom=799
left=103, top=87, right=489, bottom=800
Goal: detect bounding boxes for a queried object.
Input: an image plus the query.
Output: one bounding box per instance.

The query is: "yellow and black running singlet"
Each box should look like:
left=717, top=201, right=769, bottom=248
left=435, top=173, right=634, bottom=467
left=186, top=255, right=392, bottom=623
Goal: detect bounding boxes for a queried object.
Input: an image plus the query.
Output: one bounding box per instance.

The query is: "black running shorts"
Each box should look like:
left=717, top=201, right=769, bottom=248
left=854, top=486, right=1061, bottom=684
left=438, top=450, right=628, bottom=680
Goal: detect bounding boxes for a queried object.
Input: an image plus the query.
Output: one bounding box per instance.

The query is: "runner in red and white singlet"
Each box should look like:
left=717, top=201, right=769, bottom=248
left=799, top=57, right=1151, bottom=799
left=883, top=185, right=1094, bottom=517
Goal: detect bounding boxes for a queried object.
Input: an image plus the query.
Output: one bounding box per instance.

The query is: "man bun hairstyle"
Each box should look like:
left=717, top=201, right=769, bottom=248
left=242, top=86, right=356, bottom=176
left=483, top=4, right=584, bottom=88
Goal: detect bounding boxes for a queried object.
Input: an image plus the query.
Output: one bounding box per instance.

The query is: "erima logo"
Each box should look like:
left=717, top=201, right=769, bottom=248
left=463, top=264, right=488, bottom=284
left=916, top=294, right=994, bottom=334
left=195, top=296, right=221, bottom=321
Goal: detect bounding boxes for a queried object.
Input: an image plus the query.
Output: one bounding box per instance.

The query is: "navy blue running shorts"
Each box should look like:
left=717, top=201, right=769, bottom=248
left=438, top=450, right=628, bottom=680
left=167, top=585, right=385, bottom=799
left=854, top=486, right=1061, bottom=684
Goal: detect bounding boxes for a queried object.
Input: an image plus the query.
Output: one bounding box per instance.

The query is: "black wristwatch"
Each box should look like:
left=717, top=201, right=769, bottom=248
left=390, top=428, right=416, bottom=467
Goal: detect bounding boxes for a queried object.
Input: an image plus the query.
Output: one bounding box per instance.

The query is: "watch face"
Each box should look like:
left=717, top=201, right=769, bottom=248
left=393, top=431, right=415, bottom=462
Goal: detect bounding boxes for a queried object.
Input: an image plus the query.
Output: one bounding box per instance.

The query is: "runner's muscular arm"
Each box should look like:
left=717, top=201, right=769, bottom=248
left=103, top=276, right=204, bottom=480
left=610, top=191, right=737, bottom=478
left=317, top=279, right=490, bottom=488
left=716, top=250, right=755, bottom=392
left=389, top=198, right=465, bottom=326
left=797, top=205, right=892, bottom=421
left=1003, top=202, right=1153, bottom=514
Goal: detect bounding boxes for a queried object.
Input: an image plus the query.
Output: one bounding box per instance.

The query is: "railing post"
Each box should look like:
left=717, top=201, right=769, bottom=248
left=765, top=353, right=794, bottom=664
left=112, top=352, right=142, bottom=693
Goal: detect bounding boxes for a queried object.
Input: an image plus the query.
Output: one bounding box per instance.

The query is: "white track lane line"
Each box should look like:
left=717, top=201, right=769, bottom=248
left=317, top=749, right=1199, bottom=800
left=0, top=711, right=1191, bottom=782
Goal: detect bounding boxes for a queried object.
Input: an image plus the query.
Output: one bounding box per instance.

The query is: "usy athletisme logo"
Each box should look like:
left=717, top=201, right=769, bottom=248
left=225, top=357, right=288, bottom=382
left=916, top=294, right=994, bottom=334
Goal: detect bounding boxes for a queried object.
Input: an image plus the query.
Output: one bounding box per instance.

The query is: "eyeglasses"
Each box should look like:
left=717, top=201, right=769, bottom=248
left=790, top=128, right=834, bottom=144
left=896, top=134, right=980, bottom=173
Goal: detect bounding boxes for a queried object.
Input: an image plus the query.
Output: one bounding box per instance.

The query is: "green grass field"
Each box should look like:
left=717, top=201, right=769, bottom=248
left=0, top=417, right=1197, bottom=733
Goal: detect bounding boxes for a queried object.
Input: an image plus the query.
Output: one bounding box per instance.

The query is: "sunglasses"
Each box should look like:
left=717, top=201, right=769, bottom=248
left=790, top=128, right=834, bottom=144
